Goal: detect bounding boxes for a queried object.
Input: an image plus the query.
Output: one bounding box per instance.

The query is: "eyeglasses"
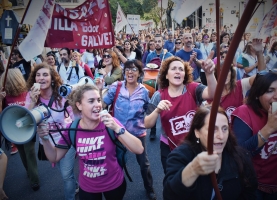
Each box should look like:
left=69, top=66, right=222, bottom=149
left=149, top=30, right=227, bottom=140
left=103, top=54, right=111, bottom=59
left=149, top=43, right=155, bottom=46
left=175, top=42, right=182, bottom=44
left=125, top=67, right=138, bottom=72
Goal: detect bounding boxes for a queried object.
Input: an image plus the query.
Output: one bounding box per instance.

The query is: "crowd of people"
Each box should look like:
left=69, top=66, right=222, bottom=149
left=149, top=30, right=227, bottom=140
left=0, top=23, right=276, bottom=200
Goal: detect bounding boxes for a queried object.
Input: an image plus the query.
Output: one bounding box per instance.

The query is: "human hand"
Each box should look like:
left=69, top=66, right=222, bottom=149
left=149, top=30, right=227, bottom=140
left=265, top=105, right=277, bottom=133
left=98, top=68, right=107, bottom=76
left=37, top=121, right=49, bottom=140
left=202, top=50, right=215, bottom=74
left=94, top=77, right=104, bottom=90
left=156, top=100, right=172, bottom=113
left=190, top=51, right=198, bottom=63
left=191, top=151, right=219, bottom=175
left=99, top=111, right=119, bottom=131
left=0, top=188, right=8, bottom=200
left=252, top=38, right=263, bottom=53
left=30, top=85, right=40, bottom=103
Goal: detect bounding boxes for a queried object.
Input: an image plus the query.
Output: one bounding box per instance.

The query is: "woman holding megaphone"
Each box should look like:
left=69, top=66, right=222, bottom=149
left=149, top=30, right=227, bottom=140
left=25, top=63, right=78, bottom=199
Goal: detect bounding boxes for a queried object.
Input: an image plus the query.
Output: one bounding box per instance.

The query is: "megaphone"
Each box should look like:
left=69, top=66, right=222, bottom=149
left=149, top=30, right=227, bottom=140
left=59, top=76, right=95, bottom=97
left=0, top=104, right=51, bottom=144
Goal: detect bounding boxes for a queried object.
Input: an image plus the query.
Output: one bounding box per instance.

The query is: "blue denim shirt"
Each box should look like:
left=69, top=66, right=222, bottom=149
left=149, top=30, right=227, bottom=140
left=103, top=81, right=150, bottom=137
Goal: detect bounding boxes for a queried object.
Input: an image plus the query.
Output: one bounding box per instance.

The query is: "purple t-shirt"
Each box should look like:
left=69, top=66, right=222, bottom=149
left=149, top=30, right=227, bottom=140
left=58, top=119, right=124, bottom=193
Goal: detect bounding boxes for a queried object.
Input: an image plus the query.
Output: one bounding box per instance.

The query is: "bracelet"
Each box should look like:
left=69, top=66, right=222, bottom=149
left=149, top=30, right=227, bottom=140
left=258, top=130, right=268, bottom=143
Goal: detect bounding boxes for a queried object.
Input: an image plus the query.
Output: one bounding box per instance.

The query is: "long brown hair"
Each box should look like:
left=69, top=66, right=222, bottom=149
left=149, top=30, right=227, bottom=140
left=158, top=56, right=193, bottom=89
left=26, top=63, right=63, bottom=107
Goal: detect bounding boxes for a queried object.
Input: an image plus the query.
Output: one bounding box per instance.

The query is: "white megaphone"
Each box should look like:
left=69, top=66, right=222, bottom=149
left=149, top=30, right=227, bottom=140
left=58, top=76, right=95, bottom=97
left=0, top=104, right=51, bottom=144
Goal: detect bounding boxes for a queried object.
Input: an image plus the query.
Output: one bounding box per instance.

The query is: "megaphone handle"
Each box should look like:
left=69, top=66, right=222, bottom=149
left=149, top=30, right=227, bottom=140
left=41, top=119, right=49, bottom=141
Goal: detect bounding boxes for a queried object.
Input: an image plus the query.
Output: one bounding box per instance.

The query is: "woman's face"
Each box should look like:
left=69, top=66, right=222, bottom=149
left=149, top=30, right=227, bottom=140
left=195, top=113, right=229, bottom=155
left=76, top=90, right=102, bottom=121
left=125, top=66, right=140, bottom=84
left=124, top=42, right=131, bottom=50
left=211, top=34, right=216, bottom=42
left=103, top=53, right=112, bottom=65
left=166, top=61, right=185, bottom=86
left=72, top=54, right=80, bottom=62
left=259, top=80, right=277, bottom=112
left=35, top=68, right=52, bottom=90
left=47, top=56, right=55, bottom=66
left=222, top=35, right=230, bottom=43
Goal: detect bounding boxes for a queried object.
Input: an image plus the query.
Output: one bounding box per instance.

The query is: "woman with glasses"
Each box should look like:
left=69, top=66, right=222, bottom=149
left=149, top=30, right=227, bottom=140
left=144, top=56, right=217, bottom=174
left=100, top=60, right=157, bottom=200
left=232, top=69, right=277, bottom=200
left=97, top=49, right=123, bottom=88
left=170, top=39, right=183, bottom=56
left=142, top=39, right=156, bottom=66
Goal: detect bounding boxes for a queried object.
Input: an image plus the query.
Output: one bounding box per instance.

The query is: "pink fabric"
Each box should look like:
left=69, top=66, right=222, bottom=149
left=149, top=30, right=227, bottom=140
left=25, top=92, right=74, bottom=145
left=58, top=119, right=124, bottom=193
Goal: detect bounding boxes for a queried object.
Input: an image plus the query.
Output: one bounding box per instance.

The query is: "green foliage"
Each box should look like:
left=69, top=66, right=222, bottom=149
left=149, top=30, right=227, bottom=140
left=109, top=0, right=144, bottom=24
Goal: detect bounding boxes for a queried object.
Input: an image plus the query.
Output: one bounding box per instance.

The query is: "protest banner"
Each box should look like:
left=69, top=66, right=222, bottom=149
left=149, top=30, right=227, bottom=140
left=126, top=14, right=140, bottom=34
left=45, top=0, right=114, bottom=49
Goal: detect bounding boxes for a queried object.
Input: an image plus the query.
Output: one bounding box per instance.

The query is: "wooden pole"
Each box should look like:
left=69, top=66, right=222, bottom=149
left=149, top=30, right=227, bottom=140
left=207, top=0, right=259, bottom=199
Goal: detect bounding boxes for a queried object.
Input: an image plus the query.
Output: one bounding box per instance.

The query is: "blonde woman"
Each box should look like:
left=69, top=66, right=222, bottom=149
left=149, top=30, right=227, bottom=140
left=0, top=68, right=40, bottom=190
left=72, top=51, right=94, bottom=79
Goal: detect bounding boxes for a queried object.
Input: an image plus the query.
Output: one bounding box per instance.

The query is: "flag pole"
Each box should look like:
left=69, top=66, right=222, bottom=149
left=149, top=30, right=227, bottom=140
left=160, top=0, right=162, bottom=34
left=117, top=2, right=136, bottom=36
left=2, top=0, right=33, bottom=90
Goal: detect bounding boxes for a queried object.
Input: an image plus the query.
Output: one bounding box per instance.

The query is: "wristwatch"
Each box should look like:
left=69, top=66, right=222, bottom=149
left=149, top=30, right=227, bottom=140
left=116, top=127, right=125, bottom=136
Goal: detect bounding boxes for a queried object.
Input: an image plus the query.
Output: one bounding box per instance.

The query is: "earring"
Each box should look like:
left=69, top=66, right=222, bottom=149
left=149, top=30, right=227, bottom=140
left=51, top=82, right=54, bottom=86
left=197, top=138, right=200, bottom=143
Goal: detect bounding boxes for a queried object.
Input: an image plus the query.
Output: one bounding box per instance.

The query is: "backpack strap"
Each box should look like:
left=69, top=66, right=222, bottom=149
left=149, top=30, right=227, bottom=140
left=69, top=119, right=81, bottom=149
left=57, top=63, right=61, bottom=73
left=106, top=127, right=132, bottom=182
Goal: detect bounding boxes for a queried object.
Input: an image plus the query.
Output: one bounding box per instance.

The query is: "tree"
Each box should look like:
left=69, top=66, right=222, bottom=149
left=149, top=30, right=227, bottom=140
left=108, top=0, right=144, bottom=25
left=166, top=1, right=174, bottom=29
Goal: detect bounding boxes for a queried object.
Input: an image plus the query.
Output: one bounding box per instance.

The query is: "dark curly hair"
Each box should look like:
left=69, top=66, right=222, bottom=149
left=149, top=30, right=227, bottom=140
left=158, top=56, right=193, bottom=89
left=26, top=62, right=63, bottom=107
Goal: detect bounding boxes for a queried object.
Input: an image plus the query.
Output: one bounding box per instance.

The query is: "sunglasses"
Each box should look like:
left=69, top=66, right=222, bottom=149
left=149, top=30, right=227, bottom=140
left=103, top=54, right=111, bottom=59
left=149, top=43, right=155, bottom=45
left=175, top=42, right=182, bottom=44
left=125, top=67, right=138, bottom=72
left=223, top=45, right=229, bottom=48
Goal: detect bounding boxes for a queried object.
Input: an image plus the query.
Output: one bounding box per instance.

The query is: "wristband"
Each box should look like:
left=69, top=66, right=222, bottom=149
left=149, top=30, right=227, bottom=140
left=258, top=130, right=268, bottom=143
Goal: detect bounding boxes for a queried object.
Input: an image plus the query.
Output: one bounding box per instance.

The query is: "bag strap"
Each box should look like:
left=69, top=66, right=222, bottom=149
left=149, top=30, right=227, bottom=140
left=111, top=81, right=122, bottom=116
left=69, top=119, right=81, bottom=149
left=106, top=127, right=132, bottom=182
